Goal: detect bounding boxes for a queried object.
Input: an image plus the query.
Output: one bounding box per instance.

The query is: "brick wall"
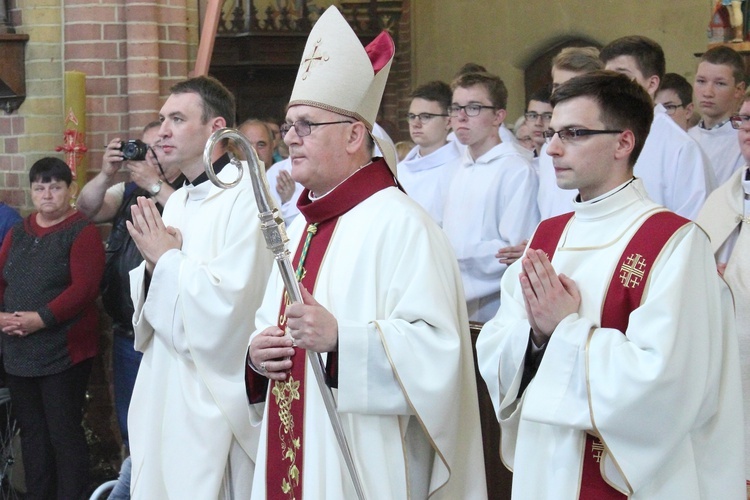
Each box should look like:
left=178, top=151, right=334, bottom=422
left=378, top=0, right=412, bottom=144
left=0, top=0, right=199, bottom=213
left=0, top=0, right=59, bottom=210
left=0, top=0, right=202, bottom=482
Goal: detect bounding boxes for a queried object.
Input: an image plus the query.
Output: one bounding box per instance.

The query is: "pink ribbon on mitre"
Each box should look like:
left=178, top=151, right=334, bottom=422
left=365, top=31, right=395, bottom=74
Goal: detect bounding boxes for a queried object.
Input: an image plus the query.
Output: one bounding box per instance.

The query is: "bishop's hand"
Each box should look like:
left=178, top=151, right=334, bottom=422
left=249, top=327, right=295, bottom=381
left=285, top=285, right=338, bottom=353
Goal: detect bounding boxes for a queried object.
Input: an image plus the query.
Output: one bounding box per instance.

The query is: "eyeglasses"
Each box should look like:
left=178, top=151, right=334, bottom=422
left=448, top=104, right=496, bottom=117
left=730, top=114, right=750, bottom=129
left=280, top=120, right=353, bottom=138
left=543, top=128, right=623, bottom=144
left=524, top=111, right=553, bottom=123
left=406, top=112, right=448, bottom=124
left=662, top=104, right=684, bottom=116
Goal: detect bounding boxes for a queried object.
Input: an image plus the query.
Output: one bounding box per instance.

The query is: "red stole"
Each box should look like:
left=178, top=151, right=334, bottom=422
left=528, top=209, right=689, bottom=499
left=245, top=159, right=398, bottom=499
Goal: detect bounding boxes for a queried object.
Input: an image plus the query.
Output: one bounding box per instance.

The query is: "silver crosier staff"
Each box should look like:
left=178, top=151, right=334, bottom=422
left=203, top=128, right=367, bottom=500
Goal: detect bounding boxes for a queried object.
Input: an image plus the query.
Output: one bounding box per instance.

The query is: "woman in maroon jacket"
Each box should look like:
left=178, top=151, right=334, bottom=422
left=0, top=157, right=105, bottom=500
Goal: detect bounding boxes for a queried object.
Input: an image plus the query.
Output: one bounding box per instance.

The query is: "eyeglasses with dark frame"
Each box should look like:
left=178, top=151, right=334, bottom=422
left=448, top=104, right=496, bottom=117
left=543, top=128, right=623, bottom=144
left=662, top=104, right=684, bottom=116
left=280, top=120, right=353, bottom=138
left=730, top=114, right=750, bottom=130
left=406, top=112, right=449, bottom=124
left=524, top=111, right=553, bottom=123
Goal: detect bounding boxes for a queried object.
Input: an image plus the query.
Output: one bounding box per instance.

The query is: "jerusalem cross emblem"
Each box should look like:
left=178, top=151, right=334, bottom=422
left=619, top=253, right=647, bottom=288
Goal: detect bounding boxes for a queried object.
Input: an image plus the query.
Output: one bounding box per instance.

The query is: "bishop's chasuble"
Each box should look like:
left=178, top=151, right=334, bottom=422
left=246, top=159, right=487, bottom=499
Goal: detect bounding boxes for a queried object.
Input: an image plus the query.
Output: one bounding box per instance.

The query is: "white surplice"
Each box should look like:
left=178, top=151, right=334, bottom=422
left=397, top=140, right=461, bottom=226
left=442, top=142, right=540, bottom=323
left=448, top=124, right=532, bottom=160
left=634, top=104, right=715, bottom=219
left=477, top=179, right=744, bottom=499
left=249, top=187, right=487, bottom=499
left=128, top=163, right=274, bottom=499
left=689, top=120, right=744, bottom=187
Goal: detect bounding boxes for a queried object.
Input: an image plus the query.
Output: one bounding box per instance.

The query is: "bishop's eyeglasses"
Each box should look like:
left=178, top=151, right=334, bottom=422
left=543, top=127, right=623, bottom=144
left=280, top=120, right=353, bottom=138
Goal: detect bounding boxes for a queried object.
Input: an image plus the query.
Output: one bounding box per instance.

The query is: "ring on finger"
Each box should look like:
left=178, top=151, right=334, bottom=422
left=260, top=361, right=267, bottom=372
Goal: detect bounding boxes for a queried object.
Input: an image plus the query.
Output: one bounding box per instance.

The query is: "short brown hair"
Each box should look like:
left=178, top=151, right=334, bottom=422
left=451, top=72, right=508, bottom=110
left=552, top=47, right=604, bottom=74
left=659, top=73, right=693, bottom=106
left=600, top=36, right=665, bottom=80
left=410, top=81, right=452, bottom=112
left=170, top=76, right=236, bottom=127
left=700, top=46, right=746, bottom=85
left=551, top=70, right=653, bottom=167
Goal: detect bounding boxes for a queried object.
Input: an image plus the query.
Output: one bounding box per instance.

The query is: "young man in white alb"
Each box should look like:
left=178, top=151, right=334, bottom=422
left=442, top=70, right=539, bottom=323
left=689, top=45, right=746, bottom=186
left=397, top=80, right=460, bottom=226
left=478, top=70, right=744, bottom=500
left=601, top=35, right=714, bottom=219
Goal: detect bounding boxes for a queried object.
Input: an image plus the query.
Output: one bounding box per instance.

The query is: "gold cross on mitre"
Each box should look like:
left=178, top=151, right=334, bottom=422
left=301, top=38, right=329, bottom=80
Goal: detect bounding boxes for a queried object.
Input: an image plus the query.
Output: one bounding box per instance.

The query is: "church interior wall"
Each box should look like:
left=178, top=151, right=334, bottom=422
left=412, top=0, right=712, bottom=124
left=0, top=0, right=199, bottom=213
left=0, top=0, right=729, bottom=211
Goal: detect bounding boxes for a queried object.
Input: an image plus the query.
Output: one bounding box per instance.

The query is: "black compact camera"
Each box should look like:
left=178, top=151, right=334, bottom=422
left=119, top=139, right=149, bottom=161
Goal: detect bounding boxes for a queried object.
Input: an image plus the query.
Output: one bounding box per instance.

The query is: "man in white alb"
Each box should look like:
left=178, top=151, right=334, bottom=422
left=397, top=80, right=460, bottom=226
left=601, top=35, right=715, bottom=219
left=443, top=70, right=539, bottom=323
left=477, top=70, right=744, bottom=499
left=125, top=76, right=274, bottom=499
left=690, top=45, right=746, bottom=186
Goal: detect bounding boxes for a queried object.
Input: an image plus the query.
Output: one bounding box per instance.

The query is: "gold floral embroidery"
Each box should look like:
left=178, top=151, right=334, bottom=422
left=272, top=376, right=302, bottom=497
left=278, top=291, right=292, bottom=327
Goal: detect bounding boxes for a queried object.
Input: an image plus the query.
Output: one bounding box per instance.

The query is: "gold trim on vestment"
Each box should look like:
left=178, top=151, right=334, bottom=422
left=585, top=326, right=632, bottom=496
left=640, top=224, right=690, bottom=304
left=372, top=320, right=450, bottom=498
left=582, top=211, right=691, bottom=497
left=557, top=207, right=663, bottom=252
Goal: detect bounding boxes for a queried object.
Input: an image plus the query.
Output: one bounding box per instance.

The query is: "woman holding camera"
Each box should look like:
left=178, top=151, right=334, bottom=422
left=0, top=157, right=104, bottom=500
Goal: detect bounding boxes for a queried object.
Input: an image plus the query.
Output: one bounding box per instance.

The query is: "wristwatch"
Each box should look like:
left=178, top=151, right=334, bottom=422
left=150, top=180, right=163, bottom=195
